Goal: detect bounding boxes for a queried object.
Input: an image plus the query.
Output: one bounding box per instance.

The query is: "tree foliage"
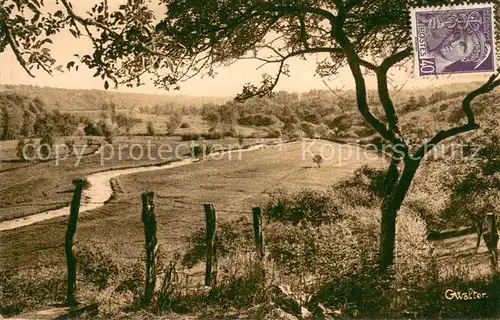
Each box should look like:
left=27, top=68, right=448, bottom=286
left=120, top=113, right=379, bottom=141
left=0, top=0, right=173, bottom=88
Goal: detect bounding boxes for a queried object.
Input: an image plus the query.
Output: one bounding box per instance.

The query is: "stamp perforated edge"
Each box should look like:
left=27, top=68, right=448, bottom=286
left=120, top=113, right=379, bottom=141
left=409, top=2, right=497, bottom=77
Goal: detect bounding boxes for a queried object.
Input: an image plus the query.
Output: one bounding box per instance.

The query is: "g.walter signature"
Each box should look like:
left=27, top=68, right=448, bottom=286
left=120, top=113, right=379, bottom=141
left=445, top=288, right=488, bottom=300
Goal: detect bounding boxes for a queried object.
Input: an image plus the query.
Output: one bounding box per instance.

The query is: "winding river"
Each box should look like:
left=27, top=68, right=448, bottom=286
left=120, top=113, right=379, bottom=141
left=0, top=143, right=274, bottom=232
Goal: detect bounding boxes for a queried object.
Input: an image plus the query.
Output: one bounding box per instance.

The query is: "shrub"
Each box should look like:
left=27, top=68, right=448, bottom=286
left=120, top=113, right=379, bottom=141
left=265, top=128, right=281, bottom=138
left=307, top=208, right=437, bottom=318
left=300, top=121, right=316, bottom=138
left=263, top=189, right=343, bottom=226
left=115, top=113, right=142, bottom=134
left=353, top=124, right=376, bottom=137
left=325, top=114, right=353, bottom=132
left=64, top=138, right=75, bottom=150
left=16, top=138, right=33, bottom=160
left=237, top=134, right=244, bottom=145
left=200, top=131, right=222, bottom=140
left=97, top=119, right=115, bottom=144
left=333, top=165, right=387, bottom=201
left=182, top=217, right=254, bottom=269
left=447, top=106, right=465, bottom=123
left=39, top=139, right=52, bottom=159
left=191, top=144, right=212, bottom=158
left=238, top=113, right=277, bottom=126
left=146, top=121, right=156, bottom=136
left=181, top=133, right=200, bottom=141
left=265, top=220, right=364, bottom=281
left=78, top=243, right=120, bottom=289
left=222, top=127, right=237, bottom=137
left=205, top=253, right=267, bottom=310
left=0, top=266, right=66, bottom=317
left=180, top=122, right=190, bottom=128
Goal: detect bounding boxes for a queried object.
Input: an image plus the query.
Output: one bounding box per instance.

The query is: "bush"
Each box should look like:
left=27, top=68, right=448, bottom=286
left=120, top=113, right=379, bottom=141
left=237, top=134, right=244, bottom=145
left=266, top=220, right=364, bottom=281
left=325, top=114, right=352, bottom=132
left=204, top=253, right=267, bottom=310
left=332, top=165, right=387, bottom=205
left=222, top=126, right=237, bottom=137
left=97, top=119, right=115, bottom=144
left=200, top=131, right=222, bottom=140
left=263, top=189, right=343, bottom=226
left=146, top=121, right=156, bottom=136
left=181, top=133, right=200, bottom=141
left=182, top=217, right=254, bottom=269
left=353, top=124, right=376, bottom=137
left=0, top=266, right=66, bottom=317
left=78, top=243, right=119, bottom=289
left=16, top=138, right=35, bottom=160
left=307, top=208, right=438, bottom=318
left=191, top=144, right=212, bottom=158
left=300, top=121, right=316, bottom=138
left=265, top=128, right=281, bottom=138
left=180, top=122, right=190, bottom=128
left=238, top=113, right=277, bottom=126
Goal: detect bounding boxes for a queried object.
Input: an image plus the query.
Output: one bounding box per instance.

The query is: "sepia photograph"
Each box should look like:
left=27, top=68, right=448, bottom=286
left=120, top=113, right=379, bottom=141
left=0, top=0, right=499, bottom=319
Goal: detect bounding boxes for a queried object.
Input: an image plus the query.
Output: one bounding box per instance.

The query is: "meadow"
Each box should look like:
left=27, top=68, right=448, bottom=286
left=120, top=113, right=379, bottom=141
left=0, top=83, right=499, bottom=319
left=0, top=140, right=385, bottom=270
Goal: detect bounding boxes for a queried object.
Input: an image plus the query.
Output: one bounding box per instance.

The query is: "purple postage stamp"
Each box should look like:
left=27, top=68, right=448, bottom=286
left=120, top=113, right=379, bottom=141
left=411, top=3, right=497, bottom=77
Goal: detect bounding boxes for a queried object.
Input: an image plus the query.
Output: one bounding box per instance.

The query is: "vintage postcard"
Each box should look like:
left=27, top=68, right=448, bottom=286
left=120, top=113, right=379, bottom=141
left=1, top=1, right=499, bottom=319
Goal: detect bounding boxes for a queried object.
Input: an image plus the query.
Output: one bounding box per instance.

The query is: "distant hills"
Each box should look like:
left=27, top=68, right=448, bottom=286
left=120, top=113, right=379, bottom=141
left=0, top=81, right=491, bottom=113
left=0, top=84, right=232, bottom=111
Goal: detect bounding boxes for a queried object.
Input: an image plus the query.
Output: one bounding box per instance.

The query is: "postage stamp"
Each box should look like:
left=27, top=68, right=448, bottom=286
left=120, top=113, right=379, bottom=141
left=410, top=3, right=497, bottom=77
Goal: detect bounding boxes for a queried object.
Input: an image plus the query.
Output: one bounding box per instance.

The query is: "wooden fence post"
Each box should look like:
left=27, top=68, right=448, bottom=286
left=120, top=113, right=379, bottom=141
left=485, top=213, right=498, bottom=271
left=65, top=178, right=84, bottom=306
left=252, top=207, right=264, bottom=260
left=203, top=203, right=217, bottom=287
left=141, top=191, right=157, bottom=306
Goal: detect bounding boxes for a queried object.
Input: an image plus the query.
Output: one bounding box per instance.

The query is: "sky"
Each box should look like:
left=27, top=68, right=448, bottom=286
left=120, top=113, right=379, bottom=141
left=0, top=0, right=493, bottom=98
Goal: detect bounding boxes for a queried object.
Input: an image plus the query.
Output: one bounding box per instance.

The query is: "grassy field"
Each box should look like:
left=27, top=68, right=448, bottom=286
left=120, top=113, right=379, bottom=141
left=0, top=140, right=386, bottom=271
left=0, top=136, right=267, bottom=221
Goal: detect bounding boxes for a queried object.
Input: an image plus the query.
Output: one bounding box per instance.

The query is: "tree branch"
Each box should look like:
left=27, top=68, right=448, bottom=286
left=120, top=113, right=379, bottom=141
left=265, top=4, right=337, bottom=26
left=331, top=22, right=401, bottom=145
left=298, top=15, right=310, bottom=49
left=4, top=26, right=35, bottom=78
left=234, top=59, right=286, bottom=101
left=379, top=47, right=412, bottom=73
left=413, top=71, right=500, bottom=159
left=375, top=47, right=412, bottom=143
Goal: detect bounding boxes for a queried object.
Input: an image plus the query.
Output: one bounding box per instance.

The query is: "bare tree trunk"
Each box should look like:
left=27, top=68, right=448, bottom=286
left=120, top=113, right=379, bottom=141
left=379, top=158, right=419, bottom=273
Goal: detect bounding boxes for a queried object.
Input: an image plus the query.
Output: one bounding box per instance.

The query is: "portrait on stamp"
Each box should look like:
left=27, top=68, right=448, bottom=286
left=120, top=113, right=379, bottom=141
left=411, top=4, right=496, bottom=76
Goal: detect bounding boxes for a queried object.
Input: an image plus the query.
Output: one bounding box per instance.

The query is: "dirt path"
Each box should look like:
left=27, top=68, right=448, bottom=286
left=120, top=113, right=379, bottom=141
left=0, top=143, right=270, bottom=231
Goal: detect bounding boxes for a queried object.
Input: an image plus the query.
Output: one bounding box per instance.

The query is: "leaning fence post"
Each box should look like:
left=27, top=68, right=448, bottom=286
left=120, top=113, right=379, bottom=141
left=203, top=203, right=217, bottom=287
left=252, top=207, right=264, bottom=260
left=141, top=191, right=157, bottom=306
left=65, top=178, right=84, bottom=306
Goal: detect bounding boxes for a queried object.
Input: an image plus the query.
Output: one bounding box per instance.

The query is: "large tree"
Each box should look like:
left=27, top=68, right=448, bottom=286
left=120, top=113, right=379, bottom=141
left=2, top=0, right=499, bottom=272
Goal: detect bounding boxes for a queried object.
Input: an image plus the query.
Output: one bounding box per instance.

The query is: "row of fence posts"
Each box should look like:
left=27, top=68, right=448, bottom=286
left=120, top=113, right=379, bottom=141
left=63, top=179, right=265, bottom=307
left=63, top=179, right=500, bottom=308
